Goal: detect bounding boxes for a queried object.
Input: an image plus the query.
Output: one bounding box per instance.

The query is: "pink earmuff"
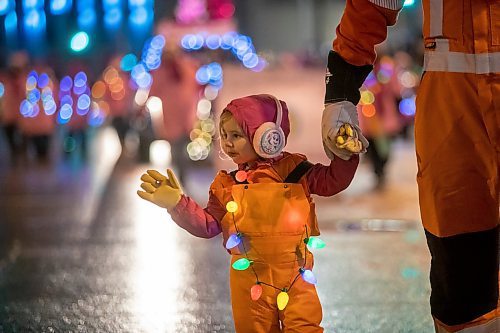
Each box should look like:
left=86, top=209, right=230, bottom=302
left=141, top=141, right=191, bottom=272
left=252, top=95, right=286, bottom=158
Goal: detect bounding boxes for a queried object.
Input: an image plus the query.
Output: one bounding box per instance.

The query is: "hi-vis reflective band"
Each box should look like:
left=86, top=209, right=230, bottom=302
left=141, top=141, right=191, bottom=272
left=430, top=0, right=444, bottom=37
left=436, top=317, right=499, bottom=333
left=426, top=0, right=500, bottom=74
left=425, top=39, right=500, bottom=74
left=424, top=50, right=500, bottom=74
left=368, top=0, right=403, bottom=10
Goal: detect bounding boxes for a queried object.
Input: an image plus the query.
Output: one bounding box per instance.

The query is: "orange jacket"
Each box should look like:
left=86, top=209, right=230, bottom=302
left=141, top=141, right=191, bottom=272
left=334, top=0, right=500, bottom=74
left=169, top=152, right=359, bottom=241
left=0, top=71, right=24, bottom=125
left=333, top=0, right=400, bottom=66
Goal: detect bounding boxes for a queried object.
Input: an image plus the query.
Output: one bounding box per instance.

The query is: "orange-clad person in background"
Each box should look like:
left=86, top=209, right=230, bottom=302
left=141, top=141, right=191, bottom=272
left=321, top=1, right=499, bottom=332
left=102, top=57, right=135, bottom=151
left=0, top=56, right=26, bottom=162
left=358, top=52, right=405, bottom=190
left=149, top=42, right=201, bottom=183
left=62, top=66, right=92, bottom=159
left=17, top=66, right=57, bottom=163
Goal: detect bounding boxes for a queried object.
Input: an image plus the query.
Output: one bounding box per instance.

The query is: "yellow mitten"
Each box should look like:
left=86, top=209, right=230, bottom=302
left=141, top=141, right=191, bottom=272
left=137, top=169, right=183, bottom=210
left=335, top=123, right=364, bottom=153
left=322, top=101, right=369, bottom=160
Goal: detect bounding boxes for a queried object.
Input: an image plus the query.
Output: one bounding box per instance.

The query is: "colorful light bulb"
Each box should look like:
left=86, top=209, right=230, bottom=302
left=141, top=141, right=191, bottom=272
left=235, top=170, right=247, bottom=182
left=299, top=268, right=317, bottom=285
left=250, top=284, right=262, bottom=301
left=226, top=201, right=238, bottom=213
left=232, top=258, right=251, bottom=270
left=277, top=291, right=289, bottom=310
left=306, top=237, right=326, bottom=249
left=225, top=233, right=241, bottom=249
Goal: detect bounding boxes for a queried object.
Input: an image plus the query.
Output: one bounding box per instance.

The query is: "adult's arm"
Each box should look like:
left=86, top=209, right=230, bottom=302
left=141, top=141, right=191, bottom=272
left=333, top=0, right=403, bottom=66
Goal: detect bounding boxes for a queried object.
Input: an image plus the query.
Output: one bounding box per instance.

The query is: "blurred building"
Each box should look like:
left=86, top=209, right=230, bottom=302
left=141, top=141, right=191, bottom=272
left=0, top=0, right=423, bottom=166
left=0, top=1, right=423, bottom=73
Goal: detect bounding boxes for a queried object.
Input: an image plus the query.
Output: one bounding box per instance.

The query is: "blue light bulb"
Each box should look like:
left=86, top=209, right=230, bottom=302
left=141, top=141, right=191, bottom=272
left=225, top=233, right=241, bottom=249
left=300, top=268, right=317, bottom=285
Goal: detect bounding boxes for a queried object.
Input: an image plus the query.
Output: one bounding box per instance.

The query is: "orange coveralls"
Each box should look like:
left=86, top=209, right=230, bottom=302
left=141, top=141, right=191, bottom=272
left=216, top=155, right=323, bottom=333
left=170, top=152, right=359, bottom=332
left=333, top=1, right=499, bottom=332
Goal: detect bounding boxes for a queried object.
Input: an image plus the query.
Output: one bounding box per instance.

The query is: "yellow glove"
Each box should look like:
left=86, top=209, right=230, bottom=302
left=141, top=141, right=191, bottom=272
left=335, top=123, right=364, bottom=153
left=137, top=168, right=183, bottom=210
left=322, top=101, right=369, bottom=160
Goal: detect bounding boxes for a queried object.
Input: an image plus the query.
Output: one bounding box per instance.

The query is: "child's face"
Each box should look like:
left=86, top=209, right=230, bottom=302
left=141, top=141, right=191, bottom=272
left=220, top=115, right=259, bottom=164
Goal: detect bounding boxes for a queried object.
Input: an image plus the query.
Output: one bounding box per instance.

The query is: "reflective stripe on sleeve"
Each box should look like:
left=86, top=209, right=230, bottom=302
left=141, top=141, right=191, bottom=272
left=424, top=51, right=500, bottom=74
left=368, top=0, right=403, bottom=10
left=435, top=317, right=499, bottom=333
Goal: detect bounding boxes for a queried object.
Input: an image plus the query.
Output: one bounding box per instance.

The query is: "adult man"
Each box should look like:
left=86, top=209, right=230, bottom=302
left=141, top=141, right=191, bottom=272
left=321, top=1, right=499, bottom=332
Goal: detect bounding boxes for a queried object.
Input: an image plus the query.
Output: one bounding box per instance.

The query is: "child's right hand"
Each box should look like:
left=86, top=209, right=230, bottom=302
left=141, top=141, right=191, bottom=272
left=137, top=169, right=183, bottom=210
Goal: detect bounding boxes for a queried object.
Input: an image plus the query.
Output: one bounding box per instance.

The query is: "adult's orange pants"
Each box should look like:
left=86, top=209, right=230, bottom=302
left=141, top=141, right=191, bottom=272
left=415, top=71, right=499, bottom=331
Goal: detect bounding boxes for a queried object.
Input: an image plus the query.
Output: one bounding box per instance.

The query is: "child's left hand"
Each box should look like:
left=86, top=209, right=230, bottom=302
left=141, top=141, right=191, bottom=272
left=322, top=101, right=369, bottom=160
left=335, top=123, right=364, bottom=153
left=137, top=169, right=183, bottom=210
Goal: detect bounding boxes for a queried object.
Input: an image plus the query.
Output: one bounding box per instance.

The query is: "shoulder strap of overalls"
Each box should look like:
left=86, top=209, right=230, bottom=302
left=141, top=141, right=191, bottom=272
left=229, top=160, right=313, bottom=184
left=284, top=160, right=314, bottom=184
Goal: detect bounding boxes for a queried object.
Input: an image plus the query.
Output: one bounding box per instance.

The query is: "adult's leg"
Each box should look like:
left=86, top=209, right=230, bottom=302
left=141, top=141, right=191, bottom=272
left=33, top=135, right=50, bottom=161
left=3, top=123, right=23, bottom=158
left=111, top=116, right=129, bottom=146
left=415, top=72, right=499, bottom=332
left=170, top=136, right=191, bottom=183
left=367, top=137, right=390, bottom=189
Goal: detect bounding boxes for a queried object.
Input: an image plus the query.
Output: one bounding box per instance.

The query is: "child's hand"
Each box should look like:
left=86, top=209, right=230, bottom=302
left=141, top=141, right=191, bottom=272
left=321, top=101, right=369, bottom=160
left=137, top=169, right=183, bottom=210
left=335, top=124, right=364, bottom=153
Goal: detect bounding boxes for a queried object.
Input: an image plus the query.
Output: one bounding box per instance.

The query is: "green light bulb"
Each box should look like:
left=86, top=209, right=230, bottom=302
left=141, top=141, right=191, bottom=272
left=232, top=258, right=251, bottom=270
left=307, top=237, right=326, bottom=249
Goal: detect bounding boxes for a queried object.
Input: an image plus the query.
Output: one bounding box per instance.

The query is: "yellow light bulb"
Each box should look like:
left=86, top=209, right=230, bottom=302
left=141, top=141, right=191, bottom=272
left=226, top=201, right=238, bottom=213
left=277, top=291, right=289, bottom=310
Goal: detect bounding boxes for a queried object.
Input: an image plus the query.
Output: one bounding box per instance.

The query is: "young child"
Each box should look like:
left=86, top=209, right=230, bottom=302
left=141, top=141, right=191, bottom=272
left=137, top=94, right=360, bottom=332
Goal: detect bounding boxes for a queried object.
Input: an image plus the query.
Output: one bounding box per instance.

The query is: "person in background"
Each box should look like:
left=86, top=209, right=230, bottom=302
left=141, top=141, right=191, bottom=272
left=17, top=65, right=57, bottom=163
left=358, top=52, right=404, bottom=190
left=62, top=63, right=91, bottom=160
left=103, top=56, right=134, bottom=154
left=321, top=1, right=499, bottom=332
left=149, top=42, right=201, bottom=183
left=0, top=58, right=26, bottom=163
left=392, top=50, right=420, bottom=140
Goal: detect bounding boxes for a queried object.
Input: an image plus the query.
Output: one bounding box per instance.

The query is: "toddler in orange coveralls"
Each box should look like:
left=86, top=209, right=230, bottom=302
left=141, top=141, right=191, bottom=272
left=137, top=94, right=363, bottom=332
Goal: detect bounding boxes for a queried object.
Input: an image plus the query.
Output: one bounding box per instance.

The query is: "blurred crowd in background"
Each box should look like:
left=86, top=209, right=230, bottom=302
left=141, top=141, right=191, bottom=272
left=0, top=0, right=422, bottom=191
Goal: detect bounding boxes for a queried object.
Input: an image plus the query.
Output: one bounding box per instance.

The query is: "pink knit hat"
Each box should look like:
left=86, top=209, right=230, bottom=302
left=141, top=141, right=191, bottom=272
left=223, top=94, right=290, bottom=146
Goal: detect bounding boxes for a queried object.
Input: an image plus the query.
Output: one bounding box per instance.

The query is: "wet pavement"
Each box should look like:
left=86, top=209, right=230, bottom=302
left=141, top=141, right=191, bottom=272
left=0, top=67, right=434, bottom=332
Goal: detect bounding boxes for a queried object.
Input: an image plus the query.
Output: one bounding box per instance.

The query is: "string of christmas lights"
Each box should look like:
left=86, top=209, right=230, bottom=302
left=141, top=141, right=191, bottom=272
left=223, top=169, right=326, bottom=310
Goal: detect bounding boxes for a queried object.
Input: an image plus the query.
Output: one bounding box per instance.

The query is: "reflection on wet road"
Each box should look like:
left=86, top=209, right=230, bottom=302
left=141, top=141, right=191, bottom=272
left=0, top=129, right=433, bottom=332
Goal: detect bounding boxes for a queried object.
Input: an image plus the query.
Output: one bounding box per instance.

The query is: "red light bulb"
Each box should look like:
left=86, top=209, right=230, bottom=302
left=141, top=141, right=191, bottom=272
left=250, top=284, right=262, bottom=301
